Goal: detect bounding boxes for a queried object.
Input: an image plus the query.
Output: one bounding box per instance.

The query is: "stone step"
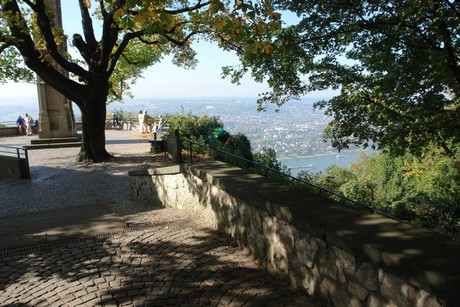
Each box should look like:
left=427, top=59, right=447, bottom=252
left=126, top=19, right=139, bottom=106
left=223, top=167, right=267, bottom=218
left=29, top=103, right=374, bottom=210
left=23, top=141, right=81, bottom=150
left=30, top=136, right=81, bottom=144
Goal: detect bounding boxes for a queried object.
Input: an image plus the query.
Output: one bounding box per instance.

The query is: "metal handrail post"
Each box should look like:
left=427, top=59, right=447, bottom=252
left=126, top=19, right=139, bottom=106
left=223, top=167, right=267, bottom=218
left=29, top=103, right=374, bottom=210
left=23, top=148, right=30, bottom=179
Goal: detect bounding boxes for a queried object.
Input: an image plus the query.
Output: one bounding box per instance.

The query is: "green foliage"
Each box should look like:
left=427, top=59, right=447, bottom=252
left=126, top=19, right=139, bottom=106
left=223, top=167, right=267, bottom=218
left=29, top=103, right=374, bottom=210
left=341, top=180, right=376, bottom=206
left=228, top=0, right=460, bottom=157
left=312, top=147, right=460, bottom=236
left=375, top=154, right=408, bottom=207
left=166, top=112, right=223, bottom=156
left=313, top=164, right=356, bottom=194
left=296, top=170, right=315, bottom=182
left=166, top=112, right=256, bottom=171
left=0, top=49, right=35, bottom=84
left=400, top=148, right=460, bottom=233
left=253, top=147, right=291, bottom=181
left=220, top=134, right=254, bottom=168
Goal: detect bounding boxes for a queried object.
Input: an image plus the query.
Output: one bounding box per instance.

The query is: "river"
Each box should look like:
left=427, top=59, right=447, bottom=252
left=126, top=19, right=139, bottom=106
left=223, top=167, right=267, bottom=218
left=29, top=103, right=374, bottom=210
left=281, top=149, right=379, bottom=176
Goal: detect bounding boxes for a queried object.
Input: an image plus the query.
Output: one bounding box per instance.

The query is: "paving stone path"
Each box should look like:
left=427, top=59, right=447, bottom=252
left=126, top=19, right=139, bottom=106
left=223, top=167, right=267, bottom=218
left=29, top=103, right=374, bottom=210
left=0, top=130, right=311, bottom=306
left=0, top=218, right=308, bottom=306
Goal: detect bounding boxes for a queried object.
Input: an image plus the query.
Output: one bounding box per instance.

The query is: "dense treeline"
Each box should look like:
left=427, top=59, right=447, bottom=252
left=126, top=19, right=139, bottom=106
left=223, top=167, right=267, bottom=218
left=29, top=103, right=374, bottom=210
left=300, top=147, right=460, bottom=236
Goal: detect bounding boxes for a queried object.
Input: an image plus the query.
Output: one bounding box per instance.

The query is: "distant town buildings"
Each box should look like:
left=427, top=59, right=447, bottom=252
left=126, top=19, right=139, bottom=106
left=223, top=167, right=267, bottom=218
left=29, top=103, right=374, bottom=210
left=216, top=99, right=334, bottom=158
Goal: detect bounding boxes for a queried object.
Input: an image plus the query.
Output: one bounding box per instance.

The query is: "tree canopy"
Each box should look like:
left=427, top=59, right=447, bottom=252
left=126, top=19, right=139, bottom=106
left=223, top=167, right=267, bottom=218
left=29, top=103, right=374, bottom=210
left=2, top=0, right=459, bottom=159
left=226, top=0, right=460, bottom=157
left=0, top=0, right=281, bottom=162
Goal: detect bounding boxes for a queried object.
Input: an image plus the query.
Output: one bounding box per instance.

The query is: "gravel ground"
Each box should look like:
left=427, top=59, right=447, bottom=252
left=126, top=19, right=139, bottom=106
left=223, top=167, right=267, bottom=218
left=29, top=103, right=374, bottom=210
left=0, top=129, right=190, bottom=226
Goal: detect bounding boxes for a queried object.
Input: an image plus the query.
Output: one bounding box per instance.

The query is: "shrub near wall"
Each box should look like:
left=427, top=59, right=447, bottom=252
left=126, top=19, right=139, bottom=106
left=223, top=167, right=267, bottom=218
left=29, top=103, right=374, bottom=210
left=130, top=161, right=460, bottom=306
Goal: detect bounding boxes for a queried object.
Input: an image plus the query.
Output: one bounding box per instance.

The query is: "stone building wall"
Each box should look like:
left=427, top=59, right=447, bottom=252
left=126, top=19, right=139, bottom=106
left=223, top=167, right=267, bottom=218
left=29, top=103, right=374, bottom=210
left=129, top=162, right=460, bottom=306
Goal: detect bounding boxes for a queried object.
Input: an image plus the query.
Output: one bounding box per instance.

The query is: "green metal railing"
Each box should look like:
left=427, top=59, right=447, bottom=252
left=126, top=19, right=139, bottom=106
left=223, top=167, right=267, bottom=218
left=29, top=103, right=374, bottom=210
left=183, top=138, right=418, bottom=227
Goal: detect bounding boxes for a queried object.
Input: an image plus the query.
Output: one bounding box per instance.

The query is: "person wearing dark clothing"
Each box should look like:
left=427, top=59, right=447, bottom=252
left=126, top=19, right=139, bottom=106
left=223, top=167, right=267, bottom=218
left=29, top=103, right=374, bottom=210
left=16, top=116, right=26, bottom=135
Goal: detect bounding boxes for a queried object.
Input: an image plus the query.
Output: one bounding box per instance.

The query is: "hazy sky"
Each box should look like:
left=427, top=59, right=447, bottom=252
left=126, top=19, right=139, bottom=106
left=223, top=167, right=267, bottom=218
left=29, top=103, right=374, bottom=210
left=0, top=2, right=283, bottom=99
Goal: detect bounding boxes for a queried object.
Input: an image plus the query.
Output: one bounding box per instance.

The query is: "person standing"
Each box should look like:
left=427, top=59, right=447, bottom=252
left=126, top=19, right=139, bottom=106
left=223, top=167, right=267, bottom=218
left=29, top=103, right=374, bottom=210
left=142, top=110, right=151, bottom=133
left=138, top=110, right=143, bottom=133
left=156, top=114, right=165, bottom=133
left=112, top=111, right=120, bottom=128
left=158, top=114, right=165, bottom=126
left=24, top=113, right=34, bottom=136
left=117, top=112, right=123, bottom=128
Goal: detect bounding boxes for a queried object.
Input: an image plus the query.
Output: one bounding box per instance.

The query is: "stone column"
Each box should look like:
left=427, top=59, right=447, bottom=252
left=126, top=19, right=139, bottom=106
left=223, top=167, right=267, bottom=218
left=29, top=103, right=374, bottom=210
left=37, top=0, right=77, bottom=139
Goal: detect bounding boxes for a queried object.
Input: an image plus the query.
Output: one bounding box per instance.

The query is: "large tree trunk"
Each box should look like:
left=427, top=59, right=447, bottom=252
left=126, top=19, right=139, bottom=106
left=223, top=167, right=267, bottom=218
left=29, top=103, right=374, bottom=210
left=76, top=96, right=112, bottom=162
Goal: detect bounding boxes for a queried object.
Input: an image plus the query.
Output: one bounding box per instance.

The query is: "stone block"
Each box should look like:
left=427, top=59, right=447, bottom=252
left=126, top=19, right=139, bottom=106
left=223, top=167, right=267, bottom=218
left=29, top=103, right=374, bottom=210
left=319, top=250, right=338, bottom=281
left=367, top=295, right=387, bottom=307
left=334, top=246, right=357, bottom=274
left=381, top=272, right=411, bottom=305
left=416, top=289, right=444, bottom=307
left=295, top=236, right=318, bottom=269
left=325, top=280, right=358, bottom=307
left=247, top=232, right=267, bottom=261
left=348, top=282, right=368, bottom=300
left=356, top=262, right=379, bottom=291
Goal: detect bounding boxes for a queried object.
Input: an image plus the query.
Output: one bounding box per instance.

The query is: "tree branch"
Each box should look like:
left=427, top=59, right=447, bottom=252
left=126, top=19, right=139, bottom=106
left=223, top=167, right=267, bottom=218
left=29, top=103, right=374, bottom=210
left=0, top=40, right=14, bottom=54
left=163, top=1, right=212, bottom=15
left=429, top=1, right=460, bottom=85
left=360, top=91, right=416, bottom=122
left=106, top=31, right=140, bottom=76
left=163, top=31, right=197, bottom=47
left=99, top=1, right=125, bottom=80
left=2, top=0, right=86, bottom=100
left=78, top=0, right=98, bottom=52
left=99, top=0, right=108, bottom=18
left=31, top=0, right=89, bottom=78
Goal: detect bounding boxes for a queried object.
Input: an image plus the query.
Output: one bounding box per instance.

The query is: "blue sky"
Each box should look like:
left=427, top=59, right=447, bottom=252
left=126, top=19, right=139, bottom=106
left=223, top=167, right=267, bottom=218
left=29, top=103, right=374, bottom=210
left=0, top=2, right=333, bottom=99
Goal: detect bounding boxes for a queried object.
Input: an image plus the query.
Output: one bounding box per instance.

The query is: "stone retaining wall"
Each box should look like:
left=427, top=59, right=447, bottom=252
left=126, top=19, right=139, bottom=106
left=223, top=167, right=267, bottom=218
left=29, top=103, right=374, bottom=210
left=0, top=155, right=29, bottom=179
left=0, top=126, right=38, bottom=137
left=129, top=161, right=460, bottom=306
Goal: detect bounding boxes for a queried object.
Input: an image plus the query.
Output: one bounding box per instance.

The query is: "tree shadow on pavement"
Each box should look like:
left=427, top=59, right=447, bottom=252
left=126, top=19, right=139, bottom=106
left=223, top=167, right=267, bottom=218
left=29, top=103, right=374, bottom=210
left=0, top=215, right=311, bottom=306
left=0, top=140, right=313, bottom=305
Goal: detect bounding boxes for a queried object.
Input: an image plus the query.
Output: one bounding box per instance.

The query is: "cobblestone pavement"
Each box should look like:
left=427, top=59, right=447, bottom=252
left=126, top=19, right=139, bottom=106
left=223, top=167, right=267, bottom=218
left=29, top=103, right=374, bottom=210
left=0, top=130, right=311, bottom=306
left=0, top=216, right=308, bottom=306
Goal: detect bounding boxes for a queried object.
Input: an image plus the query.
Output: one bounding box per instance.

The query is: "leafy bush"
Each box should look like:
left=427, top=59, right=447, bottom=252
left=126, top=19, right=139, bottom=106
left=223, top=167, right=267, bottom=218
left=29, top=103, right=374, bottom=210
left=342, top=180, right=376, bottom=205
left=166, top=113, right=254, bottom=169
left=312, top=164, right=356, bottom=193
left=166, top=112, right=223, bottom=156
left=253, top=147, right=291, bottom=182
left=220, top=134, right=254, bottom=168
left=311, top=146, right=460, bottom=236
